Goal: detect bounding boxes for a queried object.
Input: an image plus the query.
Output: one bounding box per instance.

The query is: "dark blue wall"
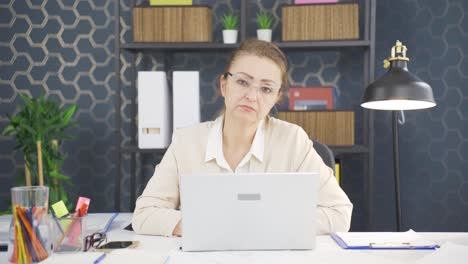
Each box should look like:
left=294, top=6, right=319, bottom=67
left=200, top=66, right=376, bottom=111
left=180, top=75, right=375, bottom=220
left=373, top=0, right=468, bottom=231
left=1, top=0, right=467, bottom=232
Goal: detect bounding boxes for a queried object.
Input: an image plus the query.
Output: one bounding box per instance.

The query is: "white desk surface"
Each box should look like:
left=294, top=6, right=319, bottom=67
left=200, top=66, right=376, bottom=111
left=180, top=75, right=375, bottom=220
left=1, top=213, right=468, bottom=264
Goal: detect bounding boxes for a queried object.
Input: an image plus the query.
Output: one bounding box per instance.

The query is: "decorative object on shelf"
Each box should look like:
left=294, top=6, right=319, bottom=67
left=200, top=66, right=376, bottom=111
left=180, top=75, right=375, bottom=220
left=173, top=71, right=200, bottom=130
left=295, top=0, right=339, bottom=4
left=8, top=186, right=51, bottom=263
left=361, top=40, right=436, bottom=231
left=150, top=0, right=192, bottom=6
left=221, top=12, right=239, bottom=44
left=2, top=94, right=77, bottom=208
left=133, top=6, right=212, bottom=42
left=138, top=71, right=171, bottom=149
left=289, top=87, right=334, bottom=110
left=256, top=11, right=274, bottom=42
left=277, top=110, right=354, bottom=146
left=282, top=3, right=358, bottom=41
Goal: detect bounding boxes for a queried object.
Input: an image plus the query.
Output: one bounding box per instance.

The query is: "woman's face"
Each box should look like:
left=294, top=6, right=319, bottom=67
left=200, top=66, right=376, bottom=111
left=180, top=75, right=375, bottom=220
left=220, top=55, right=282, bottom=125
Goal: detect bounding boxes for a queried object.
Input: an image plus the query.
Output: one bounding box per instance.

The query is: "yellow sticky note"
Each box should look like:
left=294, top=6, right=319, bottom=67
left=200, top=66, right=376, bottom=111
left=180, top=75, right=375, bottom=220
left=51, top=200, right=69, bottom=218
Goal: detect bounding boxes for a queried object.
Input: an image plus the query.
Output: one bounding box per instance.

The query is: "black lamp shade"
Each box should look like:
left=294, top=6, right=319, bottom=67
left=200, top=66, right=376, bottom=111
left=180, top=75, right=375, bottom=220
left=361, top=60, right=436, bottom=110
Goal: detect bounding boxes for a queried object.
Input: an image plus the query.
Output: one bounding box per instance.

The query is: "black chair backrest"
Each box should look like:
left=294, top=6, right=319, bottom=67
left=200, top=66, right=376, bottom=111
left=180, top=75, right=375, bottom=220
left=311, top=138, right=335, bottom=173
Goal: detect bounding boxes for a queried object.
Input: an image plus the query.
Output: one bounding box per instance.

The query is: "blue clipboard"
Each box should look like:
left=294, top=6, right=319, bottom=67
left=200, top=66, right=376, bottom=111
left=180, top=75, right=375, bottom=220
left=331, top=233, right=439, bottom=250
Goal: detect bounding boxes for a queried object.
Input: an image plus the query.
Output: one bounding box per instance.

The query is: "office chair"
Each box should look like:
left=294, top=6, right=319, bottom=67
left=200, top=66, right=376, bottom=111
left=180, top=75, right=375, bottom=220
left=311, top=138, right=335, bottom=174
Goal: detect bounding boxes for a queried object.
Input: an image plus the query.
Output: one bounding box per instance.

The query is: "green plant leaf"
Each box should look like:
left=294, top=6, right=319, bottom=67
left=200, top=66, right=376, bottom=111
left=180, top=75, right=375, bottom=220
left=257, top=11, right=274, bottom=29
left=19, top=123, right=37, bottom=136
left=2, top=125, right=15, bottom=136
left=18, top=93, right=33, bottom=108
left=222, top=13, right=239, bottom=30
left=62, top=104, right=77, bottom=124
left=0, top=209, right=12, bottom=216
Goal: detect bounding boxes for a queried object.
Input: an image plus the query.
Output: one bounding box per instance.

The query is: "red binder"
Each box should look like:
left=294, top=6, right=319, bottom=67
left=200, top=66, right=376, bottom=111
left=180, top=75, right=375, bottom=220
left=289, top=87, right=334, bottom=110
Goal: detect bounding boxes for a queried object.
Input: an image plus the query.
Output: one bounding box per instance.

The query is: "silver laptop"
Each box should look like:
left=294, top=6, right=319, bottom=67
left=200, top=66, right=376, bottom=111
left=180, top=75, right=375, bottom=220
left=179, top=172, right=318, bottom=251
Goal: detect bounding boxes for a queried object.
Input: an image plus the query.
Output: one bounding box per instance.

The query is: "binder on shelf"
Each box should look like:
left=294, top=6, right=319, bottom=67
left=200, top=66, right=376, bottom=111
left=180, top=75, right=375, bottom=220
left=173, top=71, right=200, bottom=130
left=138, top=71, right=171, bottom=149
left=289, top=87, right=334, bottom=110
left=331, top=230, right=439, bottom=250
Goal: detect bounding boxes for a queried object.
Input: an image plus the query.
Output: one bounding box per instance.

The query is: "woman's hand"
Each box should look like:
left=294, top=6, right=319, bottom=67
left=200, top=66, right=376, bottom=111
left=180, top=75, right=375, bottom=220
left=173, top=220, right=182, bottom=236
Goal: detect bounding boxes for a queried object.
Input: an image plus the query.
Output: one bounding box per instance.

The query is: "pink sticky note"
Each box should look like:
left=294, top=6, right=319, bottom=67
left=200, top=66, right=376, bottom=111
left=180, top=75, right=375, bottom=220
left=74, top=197, right=91, bottom=216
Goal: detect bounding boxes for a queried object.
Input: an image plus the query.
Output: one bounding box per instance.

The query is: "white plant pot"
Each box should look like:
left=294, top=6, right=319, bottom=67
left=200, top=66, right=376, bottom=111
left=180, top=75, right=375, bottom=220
left=223, top=30, right=238, bottom=44
left=257, top=29, right=272, bottom=42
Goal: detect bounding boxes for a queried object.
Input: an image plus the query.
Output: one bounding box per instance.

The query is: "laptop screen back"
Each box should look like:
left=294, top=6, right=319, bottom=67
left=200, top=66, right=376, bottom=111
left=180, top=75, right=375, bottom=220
left=180, top=172, right=318, bottom=251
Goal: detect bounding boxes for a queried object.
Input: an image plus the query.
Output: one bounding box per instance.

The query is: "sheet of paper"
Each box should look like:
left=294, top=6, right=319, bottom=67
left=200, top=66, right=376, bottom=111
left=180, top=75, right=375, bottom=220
left=104, top=249, right=167, bottom=264
left=415, top=242, right=468, bottom=264
left=167, top=249, right=405, bottom=264
left=41, top=252, right=103, bottom=264
left=335, top=230, right=438, bottom=247
left=167, top=250, right=251, bottom=264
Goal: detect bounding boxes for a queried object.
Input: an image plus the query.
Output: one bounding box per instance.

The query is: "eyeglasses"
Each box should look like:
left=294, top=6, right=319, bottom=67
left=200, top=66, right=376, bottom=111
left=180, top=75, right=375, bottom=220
left=224, top=72, right=280, bottom=98
left=84, top=232, right=107, bottom=252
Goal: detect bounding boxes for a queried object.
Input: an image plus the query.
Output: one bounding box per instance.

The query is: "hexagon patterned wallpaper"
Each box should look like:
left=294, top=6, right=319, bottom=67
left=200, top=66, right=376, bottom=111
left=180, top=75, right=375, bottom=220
left=0, top=0, right=467, bottom=232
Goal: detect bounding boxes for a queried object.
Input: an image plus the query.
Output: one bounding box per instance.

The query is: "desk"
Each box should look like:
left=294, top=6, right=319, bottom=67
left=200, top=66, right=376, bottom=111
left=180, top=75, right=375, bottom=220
left=1, top=213, right=468, bottom=263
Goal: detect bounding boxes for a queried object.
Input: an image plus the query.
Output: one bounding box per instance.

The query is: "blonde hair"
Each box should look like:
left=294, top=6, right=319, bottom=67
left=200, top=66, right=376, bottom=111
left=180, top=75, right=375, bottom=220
left=223, top=39, right=289, bottom=98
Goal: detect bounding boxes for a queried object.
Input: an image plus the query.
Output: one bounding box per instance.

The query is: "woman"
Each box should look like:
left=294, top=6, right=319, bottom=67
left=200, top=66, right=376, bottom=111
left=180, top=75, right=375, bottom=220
left=132, top=39, right=352, bottom=237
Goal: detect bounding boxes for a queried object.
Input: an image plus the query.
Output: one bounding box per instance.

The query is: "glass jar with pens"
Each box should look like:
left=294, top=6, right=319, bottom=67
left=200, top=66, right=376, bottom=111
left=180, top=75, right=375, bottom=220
left=51, top=197, right=90, bottom=253
left=8, top=186, right=52, bottom=264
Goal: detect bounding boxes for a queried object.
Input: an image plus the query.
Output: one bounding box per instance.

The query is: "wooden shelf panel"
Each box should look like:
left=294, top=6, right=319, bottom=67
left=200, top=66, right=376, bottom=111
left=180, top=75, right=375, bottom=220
left=121, top=42, right=239, bottom=51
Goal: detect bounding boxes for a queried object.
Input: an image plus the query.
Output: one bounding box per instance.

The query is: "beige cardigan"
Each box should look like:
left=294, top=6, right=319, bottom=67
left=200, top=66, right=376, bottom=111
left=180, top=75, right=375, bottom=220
left=132, top=117, right=353, bottom=236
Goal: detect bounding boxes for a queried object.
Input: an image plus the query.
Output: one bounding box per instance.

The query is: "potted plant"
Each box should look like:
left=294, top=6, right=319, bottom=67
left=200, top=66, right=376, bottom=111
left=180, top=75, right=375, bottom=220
left=2, top=94, right=77, bottom=208
left=257, top=11, right=274, bottom=42
left=222, top=12, right=239, bottom=44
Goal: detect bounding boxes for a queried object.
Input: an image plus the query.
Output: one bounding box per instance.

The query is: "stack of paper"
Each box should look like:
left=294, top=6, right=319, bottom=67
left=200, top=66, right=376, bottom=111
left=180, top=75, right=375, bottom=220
left=332, top=230, right=439, bottom=249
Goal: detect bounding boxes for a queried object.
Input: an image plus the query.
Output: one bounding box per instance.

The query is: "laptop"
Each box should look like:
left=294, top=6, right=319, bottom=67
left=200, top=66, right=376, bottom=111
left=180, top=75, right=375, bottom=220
left=179, top=172, right=318, bottom=251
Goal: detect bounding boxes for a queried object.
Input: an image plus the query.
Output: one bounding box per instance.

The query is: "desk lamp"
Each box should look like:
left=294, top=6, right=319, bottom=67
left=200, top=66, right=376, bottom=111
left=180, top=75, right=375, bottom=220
left=361, top=40, right=436, bottom=231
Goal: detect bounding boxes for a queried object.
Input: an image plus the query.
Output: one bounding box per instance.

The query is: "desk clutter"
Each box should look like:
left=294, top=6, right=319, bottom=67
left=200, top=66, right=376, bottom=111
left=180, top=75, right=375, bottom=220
left=8, top=186, right=51, bottom=263
left=7, top=187, right=92, bottom=263
left=3, top=213, right=468, bottom=264
left=51, top=197, right=90, bottom=253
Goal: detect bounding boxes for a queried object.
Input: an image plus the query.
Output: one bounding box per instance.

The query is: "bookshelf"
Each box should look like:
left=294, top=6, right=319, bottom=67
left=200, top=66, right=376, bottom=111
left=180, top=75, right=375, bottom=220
left=115, top=0, right=376, bottom=230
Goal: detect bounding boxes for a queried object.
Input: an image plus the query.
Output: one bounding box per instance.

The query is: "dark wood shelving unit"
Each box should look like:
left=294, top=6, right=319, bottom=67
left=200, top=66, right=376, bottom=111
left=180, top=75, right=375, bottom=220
left=121, top=40, right=371, bottom=52
left=115, top=0, right=376, bottom=230
left=121, top=42, right=240, bottom=51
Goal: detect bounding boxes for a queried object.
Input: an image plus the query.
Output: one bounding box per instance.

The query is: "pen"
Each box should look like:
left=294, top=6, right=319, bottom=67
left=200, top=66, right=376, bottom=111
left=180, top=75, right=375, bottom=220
left=93, top=253, right=106, bottom=264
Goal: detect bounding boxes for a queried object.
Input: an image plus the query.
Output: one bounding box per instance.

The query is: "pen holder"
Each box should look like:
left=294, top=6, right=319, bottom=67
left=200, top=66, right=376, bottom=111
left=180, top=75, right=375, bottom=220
left=52, top=216, right=86, bottom=253
left=7, top=186, right=52, bottom=264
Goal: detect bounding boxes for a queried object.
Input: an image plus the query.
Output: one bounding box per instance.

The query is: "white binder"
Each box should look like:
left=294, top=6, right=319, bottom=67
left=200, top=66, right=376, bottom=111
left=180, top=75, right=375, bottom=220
left=173, top=71, right=200, bottom=130
left=137, top=71, right=171, bottom=149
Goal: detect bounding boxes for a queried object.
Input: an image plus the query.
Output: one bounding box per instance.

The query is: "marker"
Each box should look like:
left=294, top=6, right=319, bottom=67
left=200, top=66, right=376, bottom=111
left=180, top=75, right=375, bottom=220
left=93, top=253, right=106, bottom=264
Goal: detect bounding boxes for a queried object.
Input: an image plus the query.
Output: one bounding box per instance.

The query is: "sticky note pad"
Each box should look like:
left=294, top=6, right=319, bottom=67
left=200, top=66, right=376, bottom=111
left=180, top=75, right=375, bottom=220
left=51, top=200, right=69, bottom=218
